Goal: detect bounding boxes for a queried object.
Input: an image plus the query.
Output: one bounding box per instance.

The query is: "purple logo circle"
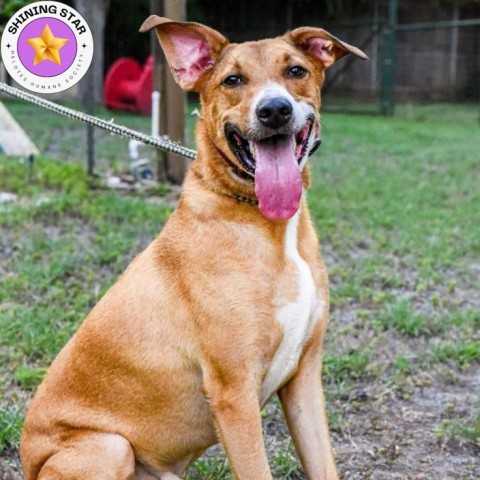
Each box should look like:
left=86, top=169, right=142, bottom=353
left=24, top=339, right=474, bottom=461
left=17, top=17, right=77, bottom=78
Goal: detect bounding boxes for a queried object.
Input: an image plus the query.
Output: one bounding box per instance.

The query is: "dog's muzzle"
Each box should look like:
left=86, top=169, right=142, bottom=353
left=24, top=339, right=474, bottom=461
left=225, top=115, right=316, bottom=177
left=224, top=115, right=318, bottom=221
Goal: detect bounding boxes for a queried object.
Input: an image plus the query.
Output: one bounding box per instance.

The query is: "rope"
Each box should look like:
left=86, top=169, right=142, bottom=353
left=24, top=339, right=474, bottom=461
left=0, top=82, right=197, bottom=160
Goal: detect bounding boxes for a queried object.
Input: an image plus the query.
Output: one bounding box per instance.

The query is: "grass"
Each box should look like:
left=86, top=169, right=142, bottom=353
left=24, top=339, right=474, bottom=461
left=431, top=340, right=480, bottom=367
left=0, top=153, right=173, bottom=458
left=376, top=300, right=425, bottom=337
left=0, top=99, right=479, bottom=477
left=185, top=445, right=301, bottom=480
left=323, top=349, right=372, bottom=383
left=0, top=408, right=23, bottom=453
left=311, top=105, right=480, bottom=267
left=436, top=399, right=480, bottom=445
left=186, top=458, right=231, bottom=480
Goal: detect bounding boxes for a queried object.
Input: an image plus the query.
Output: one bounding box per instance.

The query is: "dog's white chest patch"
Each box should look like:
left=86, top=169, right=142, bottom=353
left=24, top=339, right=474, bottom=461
left=260, top=211, right=322, bottom=405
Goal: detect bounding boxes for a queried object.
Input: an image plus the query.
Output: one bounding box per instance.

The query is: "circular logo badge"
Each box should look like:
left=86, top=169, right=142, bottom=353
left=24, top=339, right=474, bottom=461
left=1, top=1, right=94, bottom=94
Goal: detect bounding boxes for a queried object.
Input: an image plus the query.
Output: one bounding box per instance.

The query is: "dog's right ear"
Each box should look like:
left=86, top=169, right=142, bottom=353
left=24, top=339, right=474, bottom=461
left=287, top=27, right=368, bottom=69
left=140, top=16, right=229, bottom=92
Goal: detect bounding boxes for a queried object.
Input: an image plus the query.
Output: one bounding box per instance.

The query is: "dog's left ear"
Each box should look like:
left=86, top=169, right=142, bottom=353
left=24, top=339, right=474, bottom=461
left=286, top=27, right=368, bottom=68
left=140, top=15, right=229, bottom=91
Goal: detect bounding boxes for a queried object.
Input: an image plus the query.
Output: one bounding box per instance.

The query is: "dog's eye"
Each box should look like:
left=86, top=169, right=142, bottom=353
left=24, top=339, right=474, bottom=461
left=222, top=75, right=244, bottom=88
left=287, top=66, right=308, bottom=79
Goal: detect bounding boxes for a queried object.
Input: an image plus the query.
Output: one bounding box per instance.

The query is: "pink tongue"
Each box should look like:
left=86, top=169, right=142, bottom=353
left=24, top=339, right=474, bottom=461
left=254, top=136, right=302, bottom=221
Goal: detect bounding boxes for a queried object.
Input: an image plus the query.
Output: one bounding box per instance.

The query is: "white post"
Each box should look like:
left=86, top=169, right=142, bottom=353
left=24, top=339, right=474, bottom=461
left=151, top=90, right=160, bottom=138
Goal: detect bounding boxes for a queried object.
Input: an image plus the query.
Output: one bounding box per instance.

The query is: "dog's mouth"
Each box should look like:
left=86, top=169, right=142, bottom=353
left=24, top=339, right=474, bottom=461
left=224, top=116, right=316, bottom=221
left=225, top=115, right=315, bottom=179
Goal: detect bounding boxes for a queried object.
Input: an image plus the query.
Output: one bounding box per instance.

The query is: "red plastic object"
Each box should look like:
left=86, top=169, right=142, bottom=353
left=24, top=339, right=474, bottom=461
left=104, top=56, right=153, bottom=115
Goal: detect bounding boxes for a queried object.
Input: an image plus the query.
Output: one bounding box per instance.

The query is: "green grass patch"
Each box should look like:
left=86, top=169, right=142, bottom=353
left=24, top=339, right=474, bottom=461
left=14, top=366, right=47, bottom=390
left=441, top=310, right=480, bottom=331
left=394, top=355, right=413, bottom=375
left=310, top=107, right=480, bottom=269
left=436, top=405, right=480, bottom=444
left=0, top=156, right=91, bottom=195
left=270, top=445, right=302, bottom=479
left=376, top=300, right=425, bottom=337
left=186, top=457, right=231, bottom=480
left=186, top=445, right=302, bottom=479
left=430, top=340, right=480, bottom=367
left=323, top=349, right=371, bottom=383
left=0, top=408, right=23, bottom=454
left=0, top=156, right=172, bottom=372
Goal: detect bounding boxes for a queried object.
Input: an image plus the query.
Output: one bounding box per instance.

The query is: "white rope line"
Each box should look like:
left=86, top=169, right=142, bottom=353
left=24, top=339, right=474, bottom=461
left=0, top=82, right=197, bottom=160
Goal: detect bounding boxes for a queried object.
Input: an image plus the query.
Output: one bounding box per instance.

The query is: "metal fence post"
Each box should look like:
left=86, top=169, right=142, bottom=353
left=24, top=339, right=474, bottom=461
left=380, top=0, right=398, bottom=116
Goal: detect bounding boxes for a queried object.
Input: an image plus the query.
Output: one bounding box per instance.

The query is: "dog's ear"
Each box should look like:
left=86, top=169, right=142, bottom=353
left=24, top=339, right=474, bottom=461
left=286, top=27, right=368, bottom=68
left=140, top=16, right=229, bottom=91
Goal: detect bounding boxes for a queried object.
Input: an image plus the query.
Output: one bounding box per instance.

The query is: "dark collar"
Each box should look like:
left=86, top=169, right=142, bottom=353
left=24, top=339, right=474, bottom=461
left=230, top=194, right=258, bottom=206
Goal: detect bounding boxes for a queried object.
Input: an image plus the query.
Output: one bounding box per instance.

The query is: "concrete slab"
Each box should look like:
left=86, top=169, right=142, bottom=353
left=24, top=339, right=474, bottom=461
left=0, top=101, right=39, bottom=156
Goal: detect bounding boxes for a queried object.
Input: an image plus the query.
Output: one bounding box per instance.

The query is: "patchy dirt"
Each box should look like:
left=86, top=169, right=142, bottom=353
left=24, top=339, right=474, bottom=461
left=0, top=460, right=20, bottom=480
left=317, top=244, right=480, bottom=480
left=259, top=374, right=479, bottom=479
left=329, top=369, right=479, bottom=479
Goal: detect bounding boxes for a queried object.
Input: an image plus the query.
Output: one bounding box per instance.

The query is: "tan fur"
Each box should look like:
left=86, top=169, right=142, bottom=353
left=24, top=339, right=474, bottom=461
left=20, top=18, right=366, bottom=480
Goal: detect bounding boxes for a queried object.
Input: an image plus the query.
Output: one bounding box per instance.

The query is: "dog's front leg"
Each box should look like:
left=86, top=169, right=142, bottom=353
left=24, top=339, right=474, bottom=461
left=278, top=330, right=339, bottom=480
left=204, top=375, right=272, bottom=480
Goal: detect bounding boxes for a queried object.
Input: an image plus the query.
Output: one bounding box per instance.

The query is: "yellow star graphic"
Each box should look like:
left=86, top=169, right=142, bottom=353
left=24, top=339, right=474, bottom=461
left=26, top=24, right=69, bottom=66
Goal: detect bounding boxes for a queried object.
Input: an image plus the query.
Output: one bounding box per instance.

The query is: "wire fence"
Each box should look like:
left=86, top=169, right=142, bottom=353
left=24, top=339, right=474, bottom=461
left=310, top=1, right=480, bottom=115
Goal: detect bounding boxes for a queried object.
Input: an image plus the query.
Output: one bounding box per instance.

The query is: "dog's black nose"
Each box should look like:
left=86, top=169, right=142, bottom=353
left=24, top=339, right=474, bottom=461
left=256, top=97, right=293, bottom=129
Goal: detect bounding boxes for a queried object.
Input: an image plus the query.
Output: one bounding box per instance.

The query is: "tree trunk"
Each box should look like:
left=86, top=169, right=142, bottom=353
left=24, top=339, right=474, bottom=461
left=74, top=0, right=110, bottom=106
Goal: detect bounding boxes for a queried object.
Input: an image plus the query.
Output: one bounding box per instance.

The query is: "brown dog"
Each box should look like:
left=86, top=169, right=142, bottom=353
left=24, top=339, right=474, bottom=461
left=20, top=16, right=366, bottom=480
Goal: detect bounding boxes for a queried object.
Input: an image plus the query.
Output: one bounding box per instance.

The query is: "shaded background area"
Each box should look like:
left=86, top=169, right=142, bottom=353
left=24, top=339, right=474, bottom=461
left=2, top=0, right=480, bottom=105
left=101, top=0, right=480, bottom=108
